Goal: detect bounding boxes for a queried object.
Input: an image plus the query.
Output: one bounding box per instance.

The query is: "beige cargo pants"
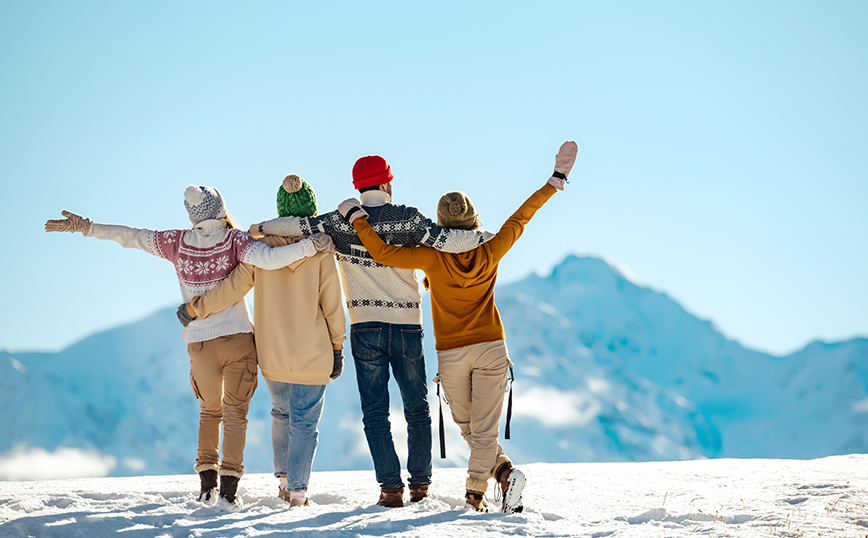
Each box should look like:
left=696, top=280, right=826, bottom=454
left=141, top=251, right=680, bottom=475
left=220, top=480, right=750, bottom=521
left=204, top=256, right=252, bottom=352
left=436, top=339, right=513, bottom=494
left=187, top=332, right=258, bottom=478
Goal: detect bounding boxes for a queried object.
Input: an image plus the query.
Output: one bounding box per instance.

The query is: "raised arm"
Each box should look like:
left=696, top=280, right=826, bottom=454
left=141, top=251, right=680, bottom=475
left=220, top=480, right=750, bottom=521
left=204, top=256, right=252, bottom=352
left=487, top=141, right=578, bottom=261
left=187, top=263, right=255, bottom=319
left=487, top=184, right=557, bottom=261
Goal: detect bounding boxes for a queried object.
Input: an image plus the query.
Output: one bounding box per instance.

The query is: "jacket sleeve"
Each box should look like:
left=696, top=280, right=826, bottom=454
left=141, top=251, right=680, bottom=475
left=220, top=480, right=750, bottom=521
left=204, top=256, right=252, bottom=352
left=258, top=212, right=332, bottom=237
left=90, top=223, right=181, bottom=262
left=410, top=209, right=492, bottom=253
left=352, top=218, right=438, bottom=270
left=188, top=263, right=255, bottom=319
left=488, top=183, right=558, bottom=261
left=237, top=232, right=317, bottom=270
left=318, top=254, right=347, bottom=348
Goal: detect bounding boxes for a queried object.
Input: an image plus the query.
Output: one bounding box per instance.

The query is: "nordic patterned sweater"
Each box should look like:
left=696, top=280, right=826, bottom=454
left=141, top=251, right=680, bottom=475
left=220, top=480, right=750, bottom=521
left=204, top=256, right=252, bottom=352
left=258, top=190, right=494, bottom=326
left=88, top=218, right=315, bottom=342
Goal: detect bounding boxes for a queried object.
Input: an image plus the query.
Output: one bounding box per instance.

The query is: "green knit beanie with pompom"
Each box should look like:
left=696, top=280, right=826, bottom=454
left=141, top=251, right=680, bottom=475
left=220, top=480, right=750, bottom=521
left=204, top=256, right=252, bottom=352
left=276, top=174, right=317, bottom=217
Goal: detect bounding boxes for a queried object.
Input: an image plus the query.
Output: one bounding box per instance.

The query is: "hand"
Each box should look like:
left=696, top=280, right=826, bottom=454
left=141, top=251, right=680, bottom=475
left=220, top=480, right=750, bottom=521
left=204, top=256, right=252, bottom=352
left=177, top=303, right=196, bottom=327
left=45, top=210, right=93, bottom=235
left=330, top=348, right=344, bottom=380
left=554, top=141, right=578, bottom=177
left=248, top=223, right=264, bottom=239
left=548, top=141, right=578, bottom=191
left=338, top=198, right=368, bottom=223
left=310, top=232, right=335, bottom=254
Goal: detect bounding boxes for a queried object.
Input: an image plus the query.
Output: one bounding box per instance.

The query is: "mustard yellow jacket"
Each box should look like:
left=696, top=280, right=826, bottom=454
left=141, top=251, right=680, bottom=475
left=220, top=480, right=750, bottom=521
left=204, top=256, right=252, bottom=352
left=353, top=183, right=556, bottom=351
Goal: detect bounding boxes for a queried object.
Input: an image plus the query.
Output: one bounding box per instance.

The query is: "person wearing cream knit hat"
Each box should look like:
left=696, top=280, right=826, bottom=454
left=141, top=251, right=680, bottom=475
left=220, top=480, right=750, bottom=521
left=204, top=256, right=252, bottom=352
left=180, top=174, right=344, bottom=508
left=340, top=141, right=578, bottom=514
left=45, top=184, right=334, bottom=510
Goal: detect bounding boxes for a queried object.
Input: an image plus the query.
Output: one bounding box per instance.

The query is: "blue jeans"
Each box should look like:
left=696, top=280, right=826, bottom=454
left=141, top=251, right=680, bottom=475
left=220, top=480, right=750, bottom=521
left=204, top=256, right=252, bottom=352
left=351, top=322, right=432, bottom=489
left=265, top=378, right=327, bottom=492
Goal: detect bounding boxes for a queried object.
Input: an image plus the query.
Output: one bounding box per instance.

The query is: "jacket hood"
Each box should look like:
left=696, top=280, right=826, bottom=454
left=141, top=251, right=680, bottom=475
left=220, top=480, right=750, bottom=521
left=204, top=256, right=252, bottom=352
left=260, top=235, right=313, bottom=272
left=441, top=246, right=494, bottom=288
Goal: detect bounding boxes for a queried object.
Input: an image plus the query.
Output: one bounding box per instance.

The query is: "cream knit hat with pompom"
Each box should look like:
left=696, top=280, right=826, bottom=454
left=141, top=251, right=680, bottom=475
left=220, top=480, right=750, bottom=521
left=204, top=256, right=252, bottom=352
left=183, top=185, right=227, bottom=225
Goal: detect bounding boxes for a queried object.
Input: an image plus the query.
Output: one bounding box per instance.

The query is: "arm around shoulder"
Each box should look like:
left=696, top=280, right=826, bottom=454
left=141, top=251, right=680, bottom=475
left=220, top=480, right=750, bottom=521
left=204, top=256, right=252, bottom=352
left=352, top=217, right=436, bottom=270
left=188, top=263, right=255, bottom=319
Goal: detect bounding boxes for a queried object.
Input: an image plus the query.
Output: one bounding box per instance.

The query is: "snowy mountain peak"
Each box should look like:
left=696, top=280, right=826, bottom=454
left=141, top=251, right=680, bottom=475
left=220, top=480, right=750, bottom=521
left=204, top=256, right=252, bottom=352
left=1, top=255, right=865, bottom=479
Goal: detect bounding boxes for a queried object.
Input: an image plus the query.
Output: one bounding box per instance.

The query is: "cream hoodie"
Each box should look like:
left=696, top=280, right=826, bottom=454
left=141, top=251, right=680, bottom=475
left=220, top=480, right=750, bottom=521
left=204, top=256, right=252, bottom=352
left=188, top=235, right=346, bottom=385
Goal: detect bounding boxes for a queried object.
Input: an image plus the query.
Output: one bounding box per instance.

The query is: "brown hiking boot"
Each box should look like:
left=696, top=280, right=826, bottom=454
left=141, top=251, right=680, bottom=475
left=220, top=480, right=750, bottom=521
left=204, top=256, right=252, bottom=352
left=377, top=487, right=404, bottom=507
left=290, top=497, right=311, bottom=507
left=408, top=484, right=429, bottom=502
left=495, top=462, right=525, bottom=513
left=465, top=490, right=490, bottom=512
left=198, top=470, right=218, bottom=502
left=219, top=475, right=241, bottom=505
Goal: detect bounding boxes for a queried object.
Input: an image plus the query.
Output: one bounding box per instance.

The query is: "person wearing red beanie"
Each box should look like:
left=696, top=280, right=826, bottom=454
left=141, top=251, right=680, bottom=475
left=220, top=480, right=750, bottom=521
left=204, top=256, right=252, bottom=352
left=249, top=156, right=494, bottom=507
left=352, top=155, right=394, bottom=190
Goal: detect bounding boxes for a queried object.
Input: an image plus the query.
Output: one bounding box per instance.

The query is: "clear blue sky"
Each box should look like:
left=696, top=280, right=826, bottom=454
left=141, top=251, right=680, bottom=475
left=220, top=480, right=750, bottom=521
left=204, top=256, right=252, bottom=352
left=1, top=1, right=865, bottom=356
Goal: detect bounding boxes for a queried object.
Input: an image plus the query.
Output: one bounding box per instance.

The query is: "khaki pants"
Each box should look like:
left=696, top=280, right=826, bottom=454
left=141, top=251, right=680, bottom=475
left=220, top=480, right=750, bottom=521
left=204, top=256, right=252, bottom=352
left=436, top=340, right=512, bottom=494
left=188, top=332, right=258, bottom=477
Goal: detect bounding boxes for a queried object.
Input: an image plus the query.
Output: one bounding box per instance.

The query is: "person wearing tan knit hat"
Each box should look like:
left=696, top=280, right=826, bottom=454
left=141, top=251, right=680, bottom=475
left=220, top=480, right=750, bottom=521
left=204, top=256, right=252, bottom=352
left=339, top=141, right=578, bottom=514
left=437, top=191, right=480, bottom=230
left=248, top=155, right=498, bottom=508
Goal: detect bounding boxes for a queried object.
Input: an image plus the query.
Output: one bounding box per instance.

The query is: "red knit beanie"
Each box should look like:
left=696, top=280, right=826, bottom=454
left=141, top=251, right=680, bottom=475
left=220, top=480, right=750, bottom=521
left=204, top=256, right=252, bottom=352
left=352, top=155, right=393, bottom=190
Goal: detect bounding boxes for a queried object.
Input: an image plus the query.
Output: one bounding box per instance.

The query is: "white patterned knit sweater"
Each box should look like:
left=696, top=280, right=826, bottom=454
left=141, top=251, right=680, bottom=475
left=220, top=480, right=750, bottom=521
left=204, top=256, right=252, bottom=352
left=89, top=218, right=315, bottom=342
left=258, top=191, right=494, bottom=326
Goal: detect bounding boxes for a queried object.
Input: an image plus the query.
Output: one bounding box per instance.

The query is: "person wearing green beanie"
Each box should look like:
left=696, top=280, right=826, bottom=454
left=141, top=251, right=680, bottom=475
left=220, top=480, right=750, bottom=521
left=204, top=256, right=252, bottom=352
left=277, top=174, right=318, bottom=218
left=180, top=173, right=344, bottom=508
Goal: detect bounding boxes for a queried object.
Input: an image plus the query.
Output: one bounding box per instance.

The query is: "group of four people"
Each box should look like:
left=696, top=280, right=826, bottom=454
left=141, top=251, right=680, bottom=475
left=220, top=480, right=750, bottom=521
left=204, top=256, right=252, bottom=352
left=44, top=140, right=578, bottom=514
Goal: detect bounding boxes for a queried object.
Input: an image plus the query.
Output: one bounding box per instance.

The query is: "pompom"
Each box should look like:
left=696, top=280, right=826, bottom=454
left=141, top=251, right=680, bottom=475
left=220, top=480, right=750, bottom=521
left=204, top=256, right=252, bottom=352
left=449, top=200, right=464, bottom=216
left=283, top=174, right=303, bottom=193
left=184, top=185, right=206, bottom=206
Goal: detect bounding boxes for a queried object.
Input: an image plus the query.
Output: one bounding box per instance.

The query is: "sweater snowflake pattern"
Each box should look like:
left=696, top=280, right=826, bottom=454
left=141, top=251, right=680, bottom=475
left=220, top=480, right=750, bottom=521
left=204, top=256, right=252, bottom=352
left=90, top=218, right=314, bottom=342
left=258, top=192, right=493, bottom=326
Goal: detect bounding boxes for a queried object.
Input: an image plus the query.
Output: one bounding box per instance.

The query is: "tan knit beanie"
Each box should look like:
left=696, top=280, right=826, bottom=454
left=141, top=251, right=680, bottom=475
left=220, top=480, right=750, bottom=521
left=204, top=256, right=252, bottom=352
left=437, top=191, right=478, bottom=230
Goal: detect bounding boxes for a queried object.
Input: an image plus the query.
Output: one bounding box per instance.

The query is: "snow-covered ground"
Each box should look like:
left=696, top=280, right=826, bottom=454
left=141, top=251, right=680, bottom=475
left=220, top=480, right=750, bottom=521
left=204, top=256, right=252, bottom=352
left=2, top=455, right=866, bottom=537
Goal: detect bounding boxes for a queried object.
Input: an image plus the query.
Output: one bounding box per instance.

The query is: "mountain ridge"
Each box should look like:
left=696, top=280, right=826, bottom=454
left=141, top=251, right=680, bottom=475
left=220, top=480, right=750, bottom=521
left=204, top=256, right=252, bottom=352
left=1, top=255, right=865, bottom=477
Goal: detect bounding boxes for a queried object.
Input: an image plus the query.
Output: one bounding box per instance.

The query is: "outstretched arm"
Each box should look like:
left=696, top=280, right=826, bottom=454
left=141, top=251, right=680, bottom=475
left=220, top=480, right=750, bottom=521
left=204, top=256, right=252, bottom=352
left=45, top=210, right=176, bottom=260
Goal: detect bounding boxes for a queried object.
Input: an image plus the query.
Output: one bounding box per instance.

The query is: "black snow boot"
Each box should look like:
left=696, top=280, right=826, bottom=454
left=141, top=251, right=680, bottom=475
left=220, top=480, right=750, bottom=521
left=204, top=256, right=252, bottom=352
left=198, top=470, right=218, bottom=502
left=219, top=475, right=241, bottom=504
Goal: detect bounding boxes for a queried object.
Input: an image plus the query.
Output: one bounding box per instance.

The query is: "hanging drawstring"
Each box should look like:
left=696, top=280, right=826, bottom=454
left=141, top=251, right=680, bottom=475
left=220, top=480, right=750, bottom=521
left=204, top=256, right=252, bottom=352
left=505, top=366, right=514, bottom=440
left=436, top=379, right=447, bottom=459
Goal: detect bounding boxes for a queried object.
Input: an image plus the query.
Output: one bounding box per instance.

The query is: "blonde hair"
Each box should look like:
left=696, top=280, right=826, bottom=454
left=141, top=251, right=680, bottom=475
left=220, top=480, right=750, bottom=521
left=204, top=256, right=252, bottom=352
left=224, top=213, right=240, bottom=230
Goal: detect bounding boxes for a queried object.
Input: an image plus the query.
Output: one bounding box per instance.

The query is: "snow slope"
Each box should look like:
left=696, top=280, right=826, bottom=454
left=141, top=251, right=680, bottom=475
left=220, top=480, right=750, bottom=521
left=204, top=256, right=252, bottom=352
left=495, top=255, right=868, bottom=460
left=1, top=255, right=866, bottom=478
left=1, top=456, right=866, bottom=537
